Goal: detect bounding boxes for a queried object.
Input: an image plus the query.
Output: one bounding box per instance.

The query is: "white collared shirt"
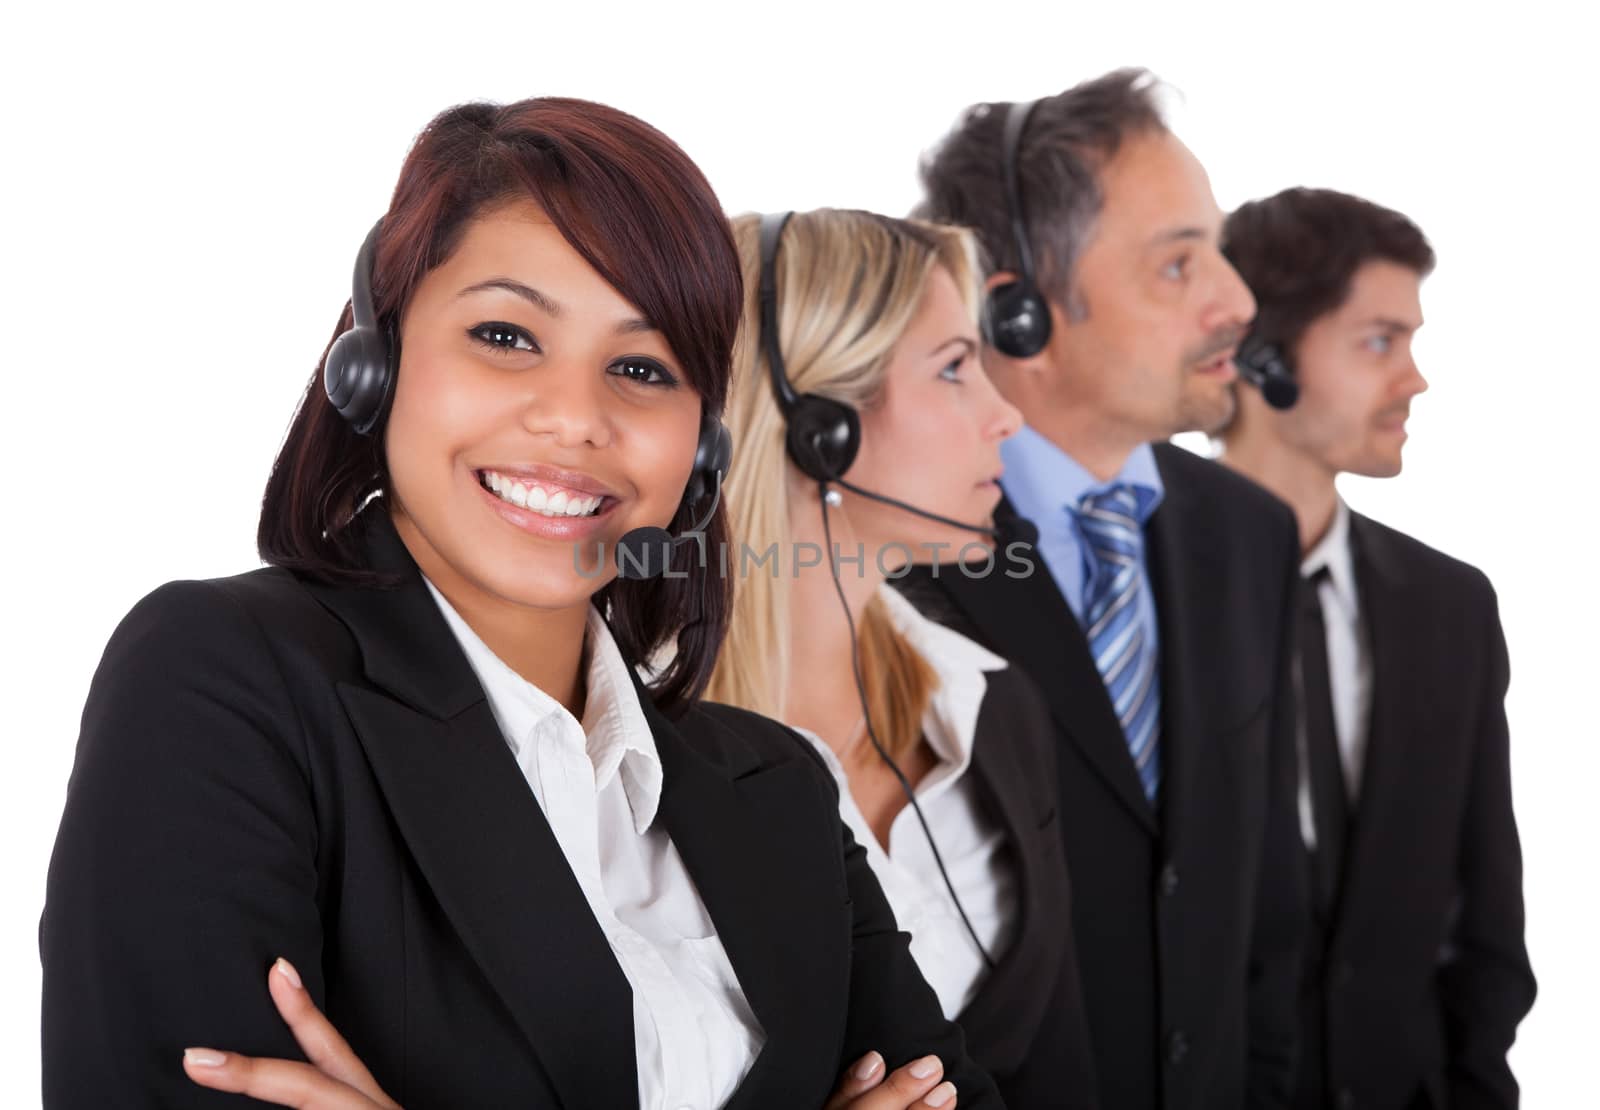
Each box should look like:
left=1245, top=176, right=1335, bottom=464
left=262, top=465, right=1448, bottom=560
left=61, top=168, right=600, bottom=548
left=424, top=581, right=763, bottom=1110
left=798, top=584, right=1020, bottom=1019
left=1297, top=500, right=1374, bottom=848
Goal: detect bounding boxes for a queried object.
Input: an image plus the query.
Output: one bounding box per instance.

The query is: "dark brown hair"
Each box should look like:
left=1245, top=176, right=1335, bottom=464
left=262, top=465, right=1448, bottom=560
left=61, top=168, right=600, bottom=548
left=915, top=68, right=1167, bottom=306
left=1223, top=187, right=1435, bottom=361
left=258, top=98, right=741, bottom=713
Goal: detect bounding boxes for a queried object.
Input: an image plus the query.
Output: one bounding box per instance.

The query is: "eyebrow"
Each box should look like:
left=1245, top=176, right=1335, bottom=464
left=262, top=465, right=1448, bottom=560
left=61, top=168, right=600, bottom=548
left=1148, top=226, right=1209, bottom=248
left=929, top=336, right=978, bottom=359
left=458, top=278, right=657, bottom=335
left=1362, top=316, right=1421, bottom=332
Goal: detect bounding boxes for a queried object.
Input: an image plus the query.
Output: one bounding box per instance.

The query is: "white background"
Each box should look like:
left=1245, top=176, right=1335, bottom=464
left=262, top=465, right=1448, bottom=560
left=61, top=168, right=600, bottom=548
left=3, top=0, right=1593, bottom=1102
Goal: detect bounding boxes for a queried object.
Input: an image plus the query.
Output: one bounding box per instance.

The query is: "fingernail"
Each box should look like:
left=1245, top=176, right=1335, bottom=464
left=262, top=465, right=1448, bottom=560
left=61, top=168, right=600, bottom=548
left=924, top=1082, right=957, bottom=1107
left=854, top=1052, right=884, bottom=1080
left=910, top=1055, right=940, bottom=1079
left=274, top=957, right=303, bottom=990
left=184, top=1048, right=226, bottom=1067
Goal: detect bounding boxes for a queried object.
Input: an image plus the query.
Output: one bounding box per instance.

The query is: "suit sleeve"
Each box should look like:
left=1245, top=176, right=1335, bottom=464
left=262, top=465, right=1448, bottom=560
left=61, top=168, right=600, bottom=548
left=41, top=580, right=324, bottom=1108
left=1439, top=583, right=1537, bottom=1110
left=782, top=729, right=1005, bottom=1108
left=1246, top=512, right=1312, bottom=1109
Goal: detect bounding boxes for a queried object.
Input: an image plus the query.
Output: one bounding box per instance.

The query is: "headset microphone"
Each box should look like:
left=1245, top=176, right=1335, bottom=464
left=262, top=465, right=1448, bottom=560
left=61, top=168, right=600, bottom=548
left=1235, top=339, right=1300, bottom=411
left=828, top=476, right=1037, bottom=549
left=613, top=471, right=724, bottom=580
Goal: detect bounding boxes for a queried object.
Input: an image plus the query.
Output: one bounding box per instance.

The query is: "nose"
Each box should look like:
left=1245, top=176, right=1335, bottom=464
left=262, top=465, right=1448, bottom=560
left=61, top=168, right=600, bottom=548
left=977, top=368, right=1024, bottom=441
left=1400, top=354, right=1429, bottom=399
left=1205, top=251, right=1257, bottom=335
left=519, top=362, right=614, bottom=449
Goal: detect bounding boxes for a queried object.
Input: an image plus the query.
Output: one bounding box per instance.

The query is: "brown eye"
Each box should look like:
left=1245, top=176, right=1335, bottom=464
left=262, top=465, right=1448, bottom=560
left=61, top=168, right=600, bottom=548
left=468, top=321, right=538, bottom=352
left=609, top=357, right=679, bottom=388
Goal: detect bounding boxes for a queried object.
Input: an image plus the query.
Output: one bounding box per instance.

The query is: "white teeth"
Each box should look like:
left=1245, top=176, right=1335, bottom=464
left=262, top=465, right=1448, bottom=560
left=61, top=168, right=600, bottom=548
left=481, top=471, right=603, bottom=518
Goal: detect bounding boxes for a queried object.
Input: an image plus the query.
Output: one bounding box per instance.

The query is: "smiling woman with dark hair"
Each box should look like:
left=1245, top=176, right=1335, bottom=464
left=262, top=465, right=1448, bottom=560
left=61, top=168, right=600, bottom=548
left=39, top=98, right=997, bottom=1110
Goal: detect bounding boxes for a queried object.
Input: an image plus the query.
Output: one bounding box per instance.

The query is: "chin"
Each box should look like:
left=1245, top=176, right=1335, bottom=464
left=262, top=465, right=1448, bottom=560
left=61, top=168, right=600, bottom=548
left=1178, top=389, right=1236, bottom=437
left=472, top=548, right=616, bottom=611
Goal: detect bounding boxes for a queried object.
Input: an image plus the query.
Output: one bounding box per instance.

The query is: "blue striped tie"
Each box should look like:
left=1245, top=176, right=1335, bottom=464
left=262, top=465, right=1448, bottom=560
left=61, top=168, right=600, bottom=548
left=1073, top=485, right=1161, bottom=802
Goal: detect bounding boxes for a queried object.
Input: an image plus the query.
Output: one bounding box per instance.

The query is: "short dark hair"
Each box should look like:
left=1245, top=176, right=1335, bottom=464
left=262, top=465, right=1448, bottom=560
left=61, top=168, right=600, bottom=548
left=915, top=68, right=1167, bottom=303
left=257, top=98, right=742, bottom=714
left=1223, top=187, right=1435, bottom=361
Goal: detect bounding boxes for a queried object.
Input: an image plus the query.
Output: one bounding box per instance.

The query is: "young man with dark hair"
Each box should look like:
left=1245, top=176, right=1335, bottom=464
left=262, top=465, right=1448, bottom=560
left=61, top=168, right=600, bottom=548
left=1219, top=187, right=1536, bottom=1110
left=903, top=69, right=1308, bottom=1110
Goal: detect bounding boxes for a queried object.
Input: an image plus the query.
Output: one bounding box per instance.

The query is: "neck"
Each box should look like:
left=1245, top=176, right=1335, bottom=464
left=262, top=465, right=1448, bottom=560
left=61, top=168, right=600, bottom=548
left=1220, top=435, right=1340, bottom=556
left=994, top=361, right=1145, bottom=482
left=782, top=490, right=885, bottom=753
left=392, top=505, right=590, bottom=715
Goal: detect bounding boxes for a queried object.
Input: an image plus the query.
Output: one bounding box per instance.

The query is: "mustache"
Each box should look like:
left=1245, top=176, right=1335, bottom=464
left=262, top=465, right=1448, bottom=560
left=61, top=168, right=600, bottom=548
left=1185, top=324, right=1248, bottom=366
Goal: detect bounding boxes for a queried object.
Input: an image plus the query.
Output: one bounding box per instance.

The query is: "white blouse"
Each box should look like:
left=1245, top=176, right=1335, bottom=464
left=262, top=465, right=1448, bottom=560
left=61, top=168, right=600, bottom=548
left=799, top=584, right=1020, bottom=1018
left=425, top=581, right=763, bottom=1110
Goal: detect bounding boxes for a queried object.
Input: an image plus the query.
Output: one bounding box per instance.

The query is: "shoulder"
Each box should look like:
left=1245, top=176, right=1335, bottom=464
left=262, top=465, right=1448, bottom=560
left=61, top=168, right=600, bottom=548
left=1352, top=511, right=1498, bottom=608
left=106, top=568, right=353, bottom=673
left=1154, top=442, right=1295, bottom=530
left=672, top=700, right=837, bottom=787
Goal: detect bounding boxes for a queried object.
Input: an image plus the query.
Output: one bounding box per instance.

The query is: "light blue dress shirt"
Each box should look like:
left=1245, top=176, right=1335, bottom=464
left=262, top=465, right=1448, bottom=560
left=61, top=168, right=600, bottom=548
left=999, top=424, right=1167, bottom=669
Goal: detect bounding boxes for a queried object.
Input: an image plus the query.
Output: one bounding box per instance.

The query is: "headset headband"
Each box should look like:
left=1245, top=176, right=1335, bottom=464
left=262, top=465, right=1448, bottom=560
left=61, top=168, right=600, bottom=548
left=1001, top=99, right=1040, bottom=287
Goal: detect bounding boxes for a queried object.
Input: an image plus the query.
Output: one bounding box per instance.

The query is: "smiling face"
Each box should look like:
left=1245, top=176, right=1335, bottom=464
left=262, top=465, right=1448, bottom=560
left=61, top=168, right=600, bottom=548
left=1047, top=129, right=1257, bottom=443
left=384, top=199, right=703, bottom=615
left=1277, top=259, right=1429, bottom=478
left=844, top=265, right=1022, bottom=562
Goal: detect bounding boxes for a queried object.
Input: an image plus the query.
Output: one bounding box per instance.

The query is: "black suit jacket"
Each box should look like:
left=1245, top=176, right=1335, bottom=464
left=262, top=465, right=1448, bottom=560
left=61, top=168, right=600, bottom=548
left=899, top=442, right=1309, bottom=1110
left=1292, top=513, right=1535, bottom=1110
left=953, top=663, right=1099, bottom=1108
left=40, top=513, right=1000, bottom=1109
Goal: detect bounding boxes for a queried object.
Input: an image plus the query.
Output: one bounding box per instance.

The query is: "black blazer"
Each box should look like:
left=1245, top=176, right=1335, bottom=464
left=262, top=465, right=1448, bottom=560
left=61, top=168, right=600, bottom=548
left=952, top=663, right=1099, bottom=1108
left=1292, top=513, right=1536, bottom=1110
left=899, top=442, right=1309, bottom=1110
left=40, top=513, right=1000, bottom=1109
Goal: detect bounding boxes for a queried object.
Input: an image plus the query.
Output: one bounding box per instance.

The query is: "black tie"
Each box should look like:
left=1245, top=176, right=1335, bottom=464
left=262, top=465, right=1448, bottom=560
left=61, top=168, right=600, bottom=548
left=1299, top=569, right=1348, bottom=915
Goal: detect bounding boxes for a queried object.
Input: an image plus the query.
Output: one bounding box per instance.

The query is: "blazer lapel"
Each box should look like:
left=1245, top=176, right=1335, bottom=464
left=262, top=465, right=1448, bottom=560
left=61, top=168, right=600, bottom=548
left=307, top=512, right=637, bottom=1110
left=1143, top=461, right=1225, bottom=852
left=1334, top=514, right=1415, bottom=935
left=957, top=675, right=1061, bottom=1074
left=644, top=697, right=851, bottom=1107
left=939, top=496, right=1158, bottom=834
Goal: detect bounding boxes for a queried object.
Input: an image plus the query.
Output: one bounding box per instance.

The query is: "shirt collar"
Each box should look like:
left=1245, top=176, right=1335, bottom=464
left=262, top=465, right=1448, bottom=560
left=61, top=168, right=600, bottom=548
left=1000, top=424, right=1167, bottom=526
left=1301, top=498, right=1360, bottom=621
left=422, top=580, right=664, bottom=835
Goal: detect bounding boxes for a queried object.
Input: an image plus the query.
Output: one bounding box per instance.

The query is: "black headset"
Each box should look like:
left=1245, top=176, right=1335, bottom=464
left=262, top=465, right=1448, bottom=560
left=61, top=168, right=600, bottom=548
left=758, top=211, right=861, bottom=482
left=983, top=99, right=1052, bottom=359
left=323, top=218, right=732, bottom=504
left=1235, top=336, right=1301, bottom=411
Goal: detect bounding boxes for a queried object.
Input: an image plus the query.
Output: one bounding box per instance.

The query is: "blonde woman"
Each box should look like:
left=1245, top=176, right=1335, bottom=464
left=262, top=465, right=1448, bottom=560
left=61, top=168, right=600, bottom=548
left=707, top=210, right=1098, bottom=1109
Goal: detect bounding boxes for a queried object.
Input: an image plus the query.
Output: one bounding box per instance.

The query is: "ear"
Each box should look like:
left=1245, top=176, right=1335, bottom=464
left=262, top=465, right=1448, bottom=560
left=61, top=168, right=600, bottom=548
left=984, top=270, right=1020, bottom=295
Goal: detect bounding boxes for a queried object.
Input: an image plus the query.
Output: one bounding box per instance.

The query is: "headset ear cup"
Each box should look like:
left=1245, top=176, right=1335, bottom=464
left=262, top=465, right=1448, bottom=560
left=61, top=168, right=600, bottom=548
left=785, top=396, right=860, bottom=483
left=323, top=323, right=397, bottom=436
left=684, top=413, right=733, bottom=505
left=984, top=279, right=1052, bottom=359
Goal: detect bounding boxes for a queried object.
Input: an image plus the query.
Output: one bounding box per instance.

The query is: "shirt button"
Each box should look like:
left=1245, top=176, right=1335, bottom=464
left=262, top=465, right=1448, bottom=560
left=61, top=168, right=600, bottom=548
left=1166, top=1029, right=1189, bottom=1065
left=1159, top=863, right=1180, bottom=897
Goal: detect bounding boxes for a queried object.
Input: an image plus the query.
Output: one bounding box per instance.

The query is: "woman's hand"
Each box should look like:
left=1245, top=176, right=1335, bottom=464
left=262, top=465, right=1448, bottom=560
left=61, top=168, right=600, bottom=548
left=184, top=957, right=957, bottom=1109
left=183, top=957, right=402, bottom=1109
left=825, top=1051, right=957, bottom=1109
